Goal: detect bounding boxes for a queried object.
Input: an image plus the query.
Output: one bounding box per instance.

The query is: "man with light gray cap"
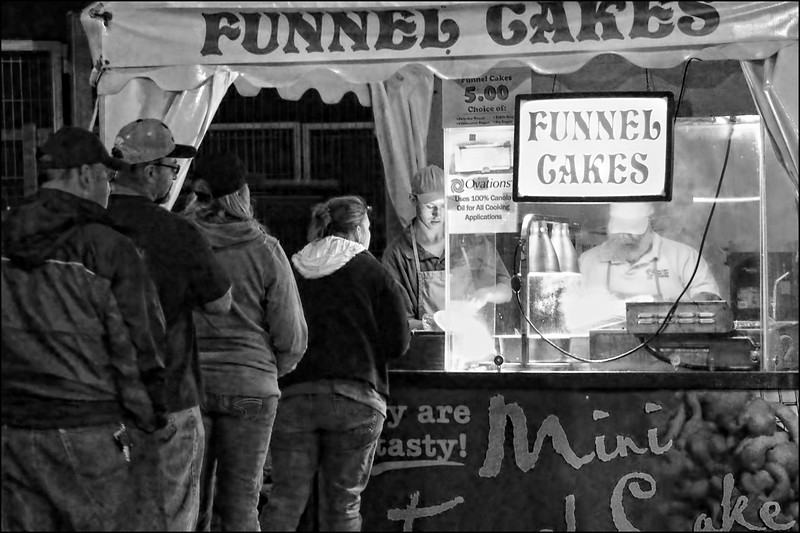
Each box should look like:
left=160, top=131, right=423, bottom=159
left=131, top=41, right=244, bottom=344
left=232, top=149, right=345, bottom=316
left=579, top=202, right=720, bottom=302
left=107, top=118, right=233, bottom=530
left=382, top=165, right=511, bottom=331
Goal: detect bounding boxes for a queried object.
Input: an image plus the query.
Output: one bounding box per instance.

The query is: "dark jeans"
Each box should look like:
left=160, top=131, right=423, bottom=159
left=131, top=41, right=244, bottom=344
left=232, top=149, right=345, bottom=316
left=198, top=393, right=278, bottom=531
left=259, top=393, right=385, bottom=532
left=1, top=422, right=165, bottom=531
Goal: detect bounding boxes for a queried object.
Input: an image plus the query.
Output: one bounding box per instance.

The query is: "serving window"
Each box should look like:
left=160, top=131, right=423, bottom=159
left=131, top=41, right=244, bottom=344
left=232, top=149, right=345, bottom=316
left=442, top=115, right=799, bottom=372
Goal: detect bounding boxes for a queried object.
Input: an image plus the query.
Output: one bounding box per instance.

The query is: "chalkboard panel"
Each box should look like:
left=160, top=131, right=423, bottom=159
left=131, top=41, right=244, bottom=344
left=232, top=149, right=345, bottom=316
left=361, top=387, right=799, bottom=531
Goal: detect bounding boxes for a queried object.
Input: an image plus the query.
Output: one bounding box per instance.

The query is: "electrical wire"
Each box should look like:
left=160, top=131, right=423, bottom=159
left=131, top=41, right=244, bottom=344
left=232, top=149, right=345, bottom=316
left=674, top=58, right=700, bottom=123
left=514, top=126, right=733, bottom=366
left=512, top=58, right=737, bottom=367
left=640, top=343, right=713, bottom=371
left=516, top=126, right=734, bottom=365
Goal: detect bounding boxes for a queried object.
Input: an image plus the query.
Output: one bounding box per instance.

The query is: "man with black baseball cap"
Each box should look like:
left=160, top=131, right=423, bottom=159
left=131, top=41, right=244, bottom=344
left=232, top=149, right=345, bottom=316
left=37, top=125, right=129, bottom=207
left=1, top=126, right=168, bottom=529
left=106, top=118, right=233, bottom=530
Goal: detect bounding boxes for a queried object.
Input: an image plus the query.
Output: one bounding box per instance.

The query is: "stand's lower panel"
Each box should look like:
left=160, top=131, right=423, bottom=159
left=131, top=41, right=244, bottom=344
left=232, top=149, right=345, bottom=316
left=360, top=372, right=798, bottom=531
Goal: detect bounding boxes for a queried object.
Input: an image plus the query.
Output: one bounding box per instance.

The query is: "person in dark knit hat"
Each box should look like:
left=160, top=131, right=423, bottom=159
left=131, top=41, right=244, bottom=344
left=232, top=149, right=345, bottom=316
left=182, top=152, right=308, bottom=531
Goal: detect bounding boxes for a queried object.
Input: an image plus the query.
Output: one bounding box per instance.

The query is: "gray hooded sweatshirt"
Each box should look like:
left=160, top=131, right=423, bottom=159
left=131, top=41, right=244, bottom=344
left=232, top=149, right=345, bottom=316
left=192, top=219, right=308, bottom=398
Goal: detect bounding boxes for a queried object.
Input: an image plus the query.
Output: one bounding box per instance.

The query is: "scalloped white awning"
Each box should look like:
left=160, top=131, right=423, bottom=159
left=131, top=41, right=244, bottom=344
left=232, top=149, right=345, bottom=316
left=82, top=1, right=798, bottom=102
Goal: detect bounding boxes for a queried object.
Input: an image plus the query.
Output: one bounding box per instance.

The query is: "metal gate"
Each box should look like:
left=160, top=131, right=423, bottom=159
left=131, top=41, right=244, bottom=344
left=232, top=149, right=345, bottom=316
left=191, top=88, right=386, bottom=258
left=1, top=40, right=63, bottom=213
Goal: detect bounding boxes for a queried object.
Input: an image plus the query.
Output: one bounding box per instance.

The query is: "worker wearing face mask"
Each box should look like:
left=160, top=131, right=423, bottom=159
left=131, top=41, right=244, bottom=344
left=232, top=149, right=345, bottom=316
left=382, top=165, right=512, bottom=331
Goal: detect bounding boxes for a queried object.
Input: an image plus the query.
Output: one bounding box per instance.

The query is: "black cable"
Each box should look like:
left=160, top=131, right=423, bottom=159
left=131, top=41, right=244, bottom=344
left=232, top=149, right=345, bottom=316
left=511, top=237, right=522, bottom=292
left=649, top=125, right=734, bottom=333
left=512, top=239, right=647, bottom=363
left=674, top=58, right=700, bottom=122
left=511, top=58, right=737, bottom=367
left=640, top=341, right=710, bottom=371
left=515, top=290, right=647, bottom=363
left=513, top=127, right=734, bottom=366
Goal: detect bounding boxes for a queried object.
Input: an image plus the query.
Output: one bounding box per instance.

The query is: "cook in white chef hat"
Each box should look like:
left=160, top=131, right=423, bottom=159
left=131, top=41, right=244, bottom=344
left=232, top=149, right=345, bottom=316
left=607, top=202, right=654, bottom=235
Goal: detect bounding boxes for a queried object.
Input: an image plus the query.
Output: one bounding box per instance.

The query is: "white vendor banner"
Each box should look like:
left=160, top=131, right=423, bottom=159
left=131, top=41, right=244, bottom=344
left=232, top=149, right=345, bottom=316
left=84, top=3, right=797, bottom=77
left=513, top=92, right=673, bottom=202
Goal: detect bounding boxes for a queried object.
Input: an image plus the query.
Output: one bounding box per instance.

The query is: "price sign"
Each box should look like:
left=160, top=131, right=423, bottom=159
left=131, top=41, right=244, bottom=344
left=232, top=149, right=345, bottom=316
left=442, top=67, right=531, bottom=129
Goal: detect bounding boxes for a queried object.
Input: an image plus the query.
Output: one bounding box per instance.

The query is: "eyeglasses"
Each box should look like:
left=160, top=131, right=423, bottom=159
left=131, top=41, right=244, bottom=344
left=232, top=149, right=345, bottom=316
left=152, top=162, right=181, bottom=176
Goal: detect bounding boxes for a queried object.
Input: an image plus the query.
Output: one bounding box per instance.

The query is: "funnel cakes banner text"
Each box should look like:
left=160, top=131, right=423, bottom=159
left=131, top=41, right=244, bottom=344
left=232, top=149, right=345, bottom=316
left=84, top=2, right=799, bottom=70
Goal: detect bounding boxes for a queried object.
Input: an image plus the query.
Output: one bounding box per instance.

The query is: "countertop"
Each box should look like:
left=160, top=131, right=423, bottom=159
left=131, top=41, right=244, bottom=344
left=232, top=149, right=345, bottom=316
left=387, top=369, right=799, bottom=390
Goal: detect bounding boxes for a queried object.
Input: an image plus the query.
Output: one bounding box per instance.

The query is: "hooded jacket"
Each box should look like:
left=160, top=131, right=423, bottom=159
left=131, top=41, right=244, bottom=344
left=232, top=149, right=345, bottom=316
left=1, top=189, right=166, bottom=431
left=191, top=219, right=308, bottom=398
left=281, top=236, right=410, bottom=399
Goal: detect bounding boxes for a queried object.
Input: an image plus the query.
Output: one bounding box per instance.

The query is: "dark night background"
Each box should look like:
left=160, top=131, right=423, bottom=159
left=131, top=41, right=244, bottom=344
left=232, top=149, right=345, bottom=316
left=2, top=2, right=93, bottom=40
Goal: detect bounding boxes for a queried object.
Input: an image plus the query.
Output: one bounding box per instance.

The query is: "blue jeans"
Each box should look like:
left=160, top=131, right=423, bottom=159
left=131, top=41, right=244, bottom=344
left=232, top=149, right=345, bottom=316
left=259, top=393, right=385, bottom=532
left=156, top=405, right=205, bottom=531
left=1, top=422, right=165, bottom=531
left=198, top=393, right=278, bottom=531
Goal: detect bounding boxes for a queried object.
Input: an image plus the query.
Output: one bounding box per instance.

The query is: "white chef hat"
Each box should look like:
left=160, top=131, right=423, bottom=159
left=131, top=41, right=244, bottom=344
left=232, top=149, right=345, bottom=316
left=607, top=202, right=654, bottom=235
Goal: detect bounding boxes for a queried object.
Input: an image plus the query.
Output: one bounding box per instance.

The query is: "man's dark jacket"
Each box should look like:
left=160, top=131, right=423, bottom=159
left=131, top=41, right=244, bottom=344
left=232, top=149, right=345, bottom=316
left=1, top=189, right=166, bottom=430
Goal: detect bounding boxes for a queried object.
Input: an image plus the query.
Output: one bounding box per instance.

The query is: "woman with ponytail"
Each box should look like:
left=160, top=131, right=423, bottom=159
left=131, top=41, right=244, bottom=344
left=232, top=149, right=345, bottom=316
left=183, top=152, right=308, bottom=531
left=260, top=195, right=410, bottom=531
